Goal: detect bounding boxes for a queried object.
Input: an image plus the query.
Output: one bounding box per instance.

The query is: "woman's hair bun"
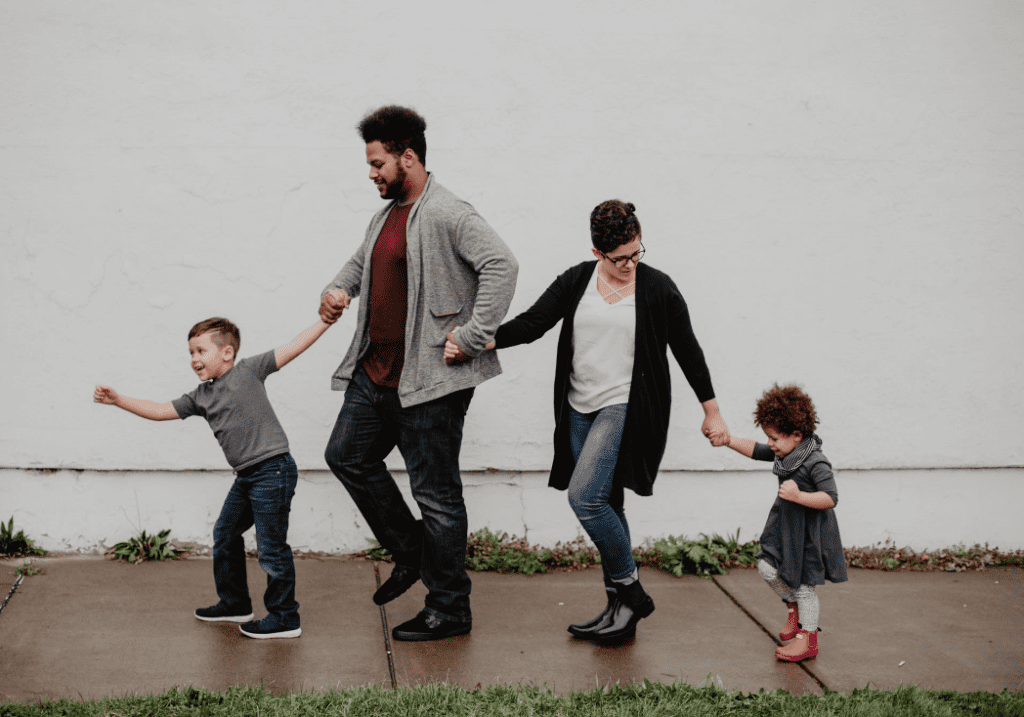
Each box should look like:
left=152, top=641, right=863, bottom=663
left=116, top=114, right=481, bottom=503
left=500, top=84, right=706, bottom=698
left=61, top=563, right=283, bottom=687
left=625, top=202, right=636, bottom=214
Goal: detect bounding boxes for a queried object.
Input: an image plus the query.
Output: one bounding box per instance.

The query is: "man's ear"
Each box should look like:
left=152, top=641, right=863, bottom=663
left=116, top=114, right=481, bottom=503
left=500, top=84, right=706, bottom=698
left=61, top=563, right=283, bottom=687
left=402, top=148, right=420, bottom=168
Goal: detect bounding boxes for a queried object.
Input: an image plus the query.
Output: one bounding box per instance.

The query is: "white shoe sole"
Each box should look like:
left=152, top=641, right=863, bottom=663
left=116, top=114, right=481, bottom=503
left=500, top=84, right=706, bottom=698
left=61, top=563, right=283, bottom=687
left=239, top=625, right=302, bottom=639
left=194, top=611, right=255, bottom=623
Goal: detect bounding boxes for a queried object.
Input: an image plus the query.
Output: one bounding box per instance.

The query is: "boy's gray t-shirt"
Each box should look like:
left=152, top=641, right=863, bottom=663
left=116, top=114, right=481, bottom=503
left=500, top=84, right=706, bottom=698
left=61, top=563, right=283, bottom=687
left=172, top=350, right=289, bottom=472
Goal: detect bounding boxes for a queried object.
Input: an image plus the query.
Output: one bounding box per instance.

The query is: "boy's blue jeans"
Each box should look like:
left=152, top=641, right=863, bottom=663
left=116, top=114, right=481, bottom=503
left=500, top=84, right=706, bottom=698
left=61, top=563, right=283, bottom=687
left=568, top=404, right=636, bottom=582
left=324, top=366, right=474, bottom=624
left=212, top=452, right=299, bottom=629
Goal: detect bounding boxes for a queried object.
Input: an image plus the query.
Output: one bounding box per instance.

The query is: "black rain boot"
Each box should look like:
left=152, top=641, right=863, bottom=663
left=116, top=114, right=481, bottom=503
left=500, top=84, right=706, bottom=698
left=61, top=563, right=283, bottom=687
left=591, top=580, right=655, bottom=641
left=568, top=574, right=618, bottom=638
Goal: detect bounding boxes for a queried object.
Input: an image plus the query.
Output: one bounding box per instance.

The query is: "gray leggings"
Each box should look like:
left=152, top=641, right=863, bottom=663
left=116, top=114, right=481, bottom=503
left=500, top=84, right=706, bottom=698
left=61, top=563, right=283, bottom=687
left=758, top=559, right=819, bottom=632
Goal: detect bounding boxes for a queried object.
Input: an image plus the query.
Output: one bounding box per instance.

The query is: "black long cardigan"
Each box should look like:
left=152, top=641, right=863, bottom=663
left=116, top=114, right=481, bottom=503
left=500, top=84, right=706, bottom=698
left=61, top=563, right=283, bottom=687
left=494, top=261, right=715, bottom=497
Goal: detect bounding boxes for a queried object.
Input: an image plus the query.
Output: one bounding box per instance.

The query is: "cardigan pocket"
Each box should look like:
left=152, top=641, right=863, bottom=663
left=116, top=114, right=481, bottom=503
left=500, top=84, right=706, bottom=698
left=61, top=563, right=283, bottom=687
left=428, top=304, right=466, bottom=347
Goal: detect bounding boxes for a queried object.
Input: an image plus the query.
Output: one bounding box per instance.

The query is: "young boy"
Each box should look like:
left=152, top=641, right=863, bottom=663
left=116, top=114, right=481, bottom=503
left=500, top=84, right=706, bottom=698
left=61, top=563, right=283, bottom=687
left=717, top=384, right=847, bottom=662
left=94, top=316, right=333, bottom=639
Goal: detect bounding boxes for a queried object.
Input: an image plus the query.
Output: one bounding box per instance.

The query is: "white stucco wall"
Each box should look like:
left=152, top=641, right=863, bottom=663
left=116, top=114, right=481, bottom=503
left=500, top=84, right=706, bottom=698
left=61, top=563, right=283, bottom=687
left=2, top=2, right=1022, bottom=551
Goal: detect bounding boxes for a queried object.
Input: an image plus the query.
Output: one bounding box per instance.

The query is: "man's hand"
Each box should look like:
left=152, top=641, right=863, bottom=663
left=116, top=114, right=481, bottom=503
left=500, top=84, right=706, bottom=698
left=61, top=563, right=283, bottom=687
left=319, top=289, right=351, bottom=324
left=94, top=385, right=120, bottom=405
left=444, top=331, right=471, bottom=365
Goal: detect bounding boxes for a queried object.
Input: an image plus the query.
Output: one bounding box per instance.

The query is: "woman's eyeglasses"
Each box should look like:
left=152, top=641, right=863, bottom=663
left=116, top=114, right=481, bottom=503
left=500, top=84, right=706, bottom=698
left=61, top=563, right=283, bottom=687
left=601, top=242, right=645, bottom=268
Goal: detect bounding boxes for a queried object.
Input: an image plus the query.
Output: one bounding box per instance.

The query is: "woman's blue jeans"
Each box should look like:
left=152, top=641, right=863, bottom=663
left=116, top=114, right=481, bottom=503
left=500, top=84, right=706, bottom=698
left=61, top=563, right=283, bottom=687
left=212, top=453, right=299, bottom=629
left=568, top=403, right=636, bottom=582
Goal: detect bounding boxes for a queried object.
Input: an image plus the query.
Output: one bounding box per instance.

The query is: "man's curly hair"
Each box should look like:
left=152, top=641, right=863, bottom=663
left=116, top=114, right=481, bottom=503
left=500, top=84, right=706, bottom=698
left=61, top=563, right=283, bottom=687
left=754, top=384, right=819, bottom=437
left=357, top=105, right=427, bottom=165
left=590, top=199, right=641, bottom=253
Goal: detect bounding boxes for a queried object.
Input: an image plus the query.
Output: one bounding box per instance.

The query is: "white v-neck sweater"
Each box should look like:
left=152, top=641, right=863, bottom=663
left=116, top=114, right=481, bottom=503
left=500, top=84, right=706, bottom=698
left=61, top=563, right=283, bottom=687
left=568, top=265, right=636, bottom=413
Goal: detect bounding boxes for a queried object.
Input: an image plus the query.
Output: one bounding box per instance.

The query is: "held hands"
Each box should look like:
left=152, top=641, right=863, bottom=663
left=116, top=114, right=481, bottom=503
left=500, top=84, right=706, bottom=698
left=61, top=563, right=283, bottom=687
left=319, top=289, right=351, bottom=324
left=443, top=327, right=497, bottom=365
left=778, top=479, right=801, bottom=503
left=702, top=414, right=731, bottom=447
left=94, top=385, right=120, bottom=405
left=444, top=330, right=471, bottom=365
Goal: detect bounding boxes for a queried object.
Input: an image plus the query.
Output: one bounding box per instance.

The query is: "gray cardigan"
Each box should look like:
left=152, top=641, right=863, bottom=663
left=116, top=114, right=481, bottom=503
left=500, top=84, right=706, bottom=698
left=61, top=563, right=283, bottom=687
left=323, top=174, right=518, bottom=407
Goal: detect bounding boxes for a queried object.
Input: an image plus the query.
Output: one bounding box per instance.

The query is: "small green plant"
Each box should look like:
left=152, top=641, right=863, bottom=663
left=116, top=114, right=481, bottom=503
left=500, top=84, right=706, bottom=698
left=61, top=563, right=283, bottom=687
left=15, top=560, right=42, bottom=577
left=364, top=543, right=392, bottom=561
left=465, top=527, right=547, bottom=575
left=653, top=531, right=760, bottom=578
left=106, top=529, right=186, bottom=564
left=0, top=516, right=47, bottom=558
left=655, top=534, right=729, bottom=577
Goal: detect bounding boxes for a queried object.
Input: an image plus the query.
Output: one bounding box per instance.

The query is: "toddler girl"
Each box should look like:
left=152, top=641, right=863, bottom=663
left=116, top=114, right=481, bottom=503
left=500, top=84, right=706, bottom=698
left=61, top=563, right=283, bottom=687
left=720, top=384, right=847, bottom=661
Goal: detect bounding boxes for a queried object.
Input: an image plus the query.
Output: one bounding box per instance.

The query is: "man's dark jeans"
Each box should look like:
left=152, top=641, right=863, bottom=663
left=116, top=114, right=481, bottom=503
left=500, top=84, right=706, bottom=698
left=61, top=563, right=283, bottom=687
left=212, top=453, right=299, bottom=629
left=325, top=366, right=474, bottom=623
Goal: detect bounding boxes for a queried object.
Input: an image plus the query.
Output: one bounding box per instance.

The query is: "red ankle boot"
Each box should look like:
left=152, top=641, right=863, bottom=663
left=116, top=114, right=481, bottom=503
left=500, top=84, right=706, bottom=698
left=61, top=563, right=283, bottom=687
left=779, top=602, right=799, bottom=641
left=775, top=628, right=818, bottom=662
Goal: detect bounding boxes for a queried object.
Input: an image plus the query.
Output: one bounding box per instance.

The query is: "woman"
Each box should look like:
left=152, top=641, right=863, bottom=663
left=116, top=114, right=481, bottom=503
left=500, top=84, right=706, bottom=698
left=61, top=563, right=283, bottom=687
left=445, top=199, right=729, bottom=641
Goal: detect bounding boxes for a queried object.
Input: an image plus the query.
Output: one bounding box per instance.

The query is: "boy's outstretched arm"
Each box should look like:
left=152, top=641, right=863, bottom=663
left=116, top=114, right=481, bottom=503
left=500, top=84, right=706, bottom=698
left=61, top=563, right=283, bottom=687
left=274, top=318, right=333, bottom=370
left=94, top=386, right=179, bottom=421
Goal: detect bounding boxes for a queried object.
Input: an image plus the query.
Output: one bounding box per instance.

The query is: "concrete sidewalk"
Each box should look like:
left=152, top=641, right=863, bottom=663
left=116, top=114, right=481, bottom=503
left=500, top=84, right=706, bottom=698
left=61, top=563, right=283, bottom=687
left=0, top=556, right=1021, bottom=702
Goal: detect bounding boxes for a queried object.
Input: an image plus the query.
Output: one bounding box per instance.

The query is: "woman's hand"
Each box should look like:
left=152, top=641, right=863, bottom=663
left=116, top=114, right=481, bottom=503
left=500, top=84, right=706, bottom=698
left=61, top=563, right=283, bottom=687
left=444, top=327, right=497, bottom=365
left=700, top=399, right=730, bottom=445
left=701, top=411, right=730, bottom=446
left=444, top=332, right=471, bottom=364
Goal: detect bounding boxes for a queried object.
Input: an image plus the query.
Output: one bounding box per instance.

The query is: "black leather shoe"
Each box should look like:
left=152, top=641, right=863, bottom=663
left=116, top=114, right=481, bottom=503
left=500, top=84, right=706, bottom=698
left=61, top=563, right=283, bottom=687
left=391, top=610, right=472, bottom=641
left=592, top=581, right=655, bottom=641
left=568, top=591, right=617, bottom=639
left=373, top=563, right=420, bottom=605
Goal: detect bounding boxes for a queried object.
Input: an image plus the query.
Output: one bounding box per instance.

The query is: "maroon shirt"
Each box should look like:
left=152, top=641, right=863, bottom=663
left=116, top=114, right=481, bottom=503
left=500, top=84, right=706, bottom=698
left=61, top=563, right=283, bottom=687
left=363, top=202, right=413, bottom=387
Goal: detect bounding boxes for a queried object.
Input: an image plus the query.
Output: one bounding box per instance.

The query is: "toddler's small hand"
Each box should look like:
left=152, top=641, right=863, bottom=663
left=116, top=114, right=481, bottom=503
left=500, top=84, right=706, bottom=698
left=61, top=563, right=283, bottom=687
left=778, top=479, right=800, bottom=503
left=708, top=431, right=729, bottom=447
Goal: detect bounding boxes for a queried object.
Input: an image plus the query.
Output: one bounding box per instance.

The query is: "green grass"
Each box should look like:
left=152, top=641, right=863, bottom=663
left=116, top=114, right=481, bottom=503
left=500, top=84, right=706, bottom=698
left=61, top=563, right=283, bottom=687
left=1, top=682, right=1022, bottom=716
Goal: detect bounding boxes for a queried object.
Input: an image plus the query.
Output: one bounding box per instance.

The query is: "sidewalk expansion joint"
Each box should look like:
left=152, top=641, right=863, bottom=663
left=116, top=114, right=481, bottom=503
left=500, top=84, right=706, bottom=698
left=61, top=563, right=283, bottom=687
left=0, top=575, right=24, bottom=618
left=710, top=576, right=829, bottom=693
left=373, top=563, right=398, bottom=690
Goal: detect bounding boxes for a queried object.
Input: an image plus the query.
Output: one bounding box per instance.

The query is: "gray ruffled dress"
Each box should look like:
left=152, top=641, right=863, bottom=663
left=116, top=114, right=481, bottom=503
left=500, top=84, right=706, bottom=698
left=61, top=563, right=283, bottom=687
left=753, top=434, right=848, bottom=590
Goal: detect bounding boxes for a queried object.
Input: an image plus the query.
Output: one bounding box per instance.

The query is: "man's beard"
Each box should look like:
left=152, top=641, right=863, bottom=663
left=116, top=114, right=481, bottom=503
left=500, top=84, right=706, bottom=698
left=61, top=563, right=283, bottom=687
left=380, top=164, right=407, bottom=200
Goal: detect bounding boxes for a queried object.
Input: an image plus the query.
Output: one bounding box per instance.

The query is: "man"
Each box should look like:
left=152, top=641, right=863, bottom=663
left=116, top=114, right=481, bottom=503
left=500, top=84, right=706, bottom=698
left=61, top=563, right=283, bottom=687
left=320, top=106, right=518, bottom=641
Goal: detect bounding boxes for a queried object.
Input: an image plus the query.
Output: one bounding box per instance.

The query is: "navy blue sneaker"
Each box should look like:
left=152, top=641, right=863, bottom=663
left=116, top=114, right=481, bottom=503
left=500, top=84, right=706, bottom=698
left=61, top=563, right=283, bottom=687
left=194, top=603, right=254, bottom=623
left=239, top=617, right=302, bottom=639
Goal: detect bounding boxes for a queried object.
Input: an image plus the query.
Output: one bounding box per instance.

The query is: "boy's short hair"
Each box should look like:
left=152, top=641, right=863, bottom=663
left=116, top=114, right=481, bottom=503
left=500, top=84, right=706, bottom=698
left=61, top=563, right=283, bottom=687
left=590, top=199, right=642, bottom=253
left=357, top=105, right=427, bottom=165
left=188, top=317, right=240, bottom=355
left=754, top=383, right=818, bottom=437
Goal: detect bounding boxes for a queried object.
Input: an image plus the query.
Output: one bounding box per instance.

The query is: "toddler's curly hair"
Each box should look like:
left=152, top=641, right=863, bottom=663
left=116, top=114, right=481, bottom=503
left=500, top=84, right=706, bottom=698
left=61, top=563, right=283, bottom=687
left=754, top=384, right=818, bottom=437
